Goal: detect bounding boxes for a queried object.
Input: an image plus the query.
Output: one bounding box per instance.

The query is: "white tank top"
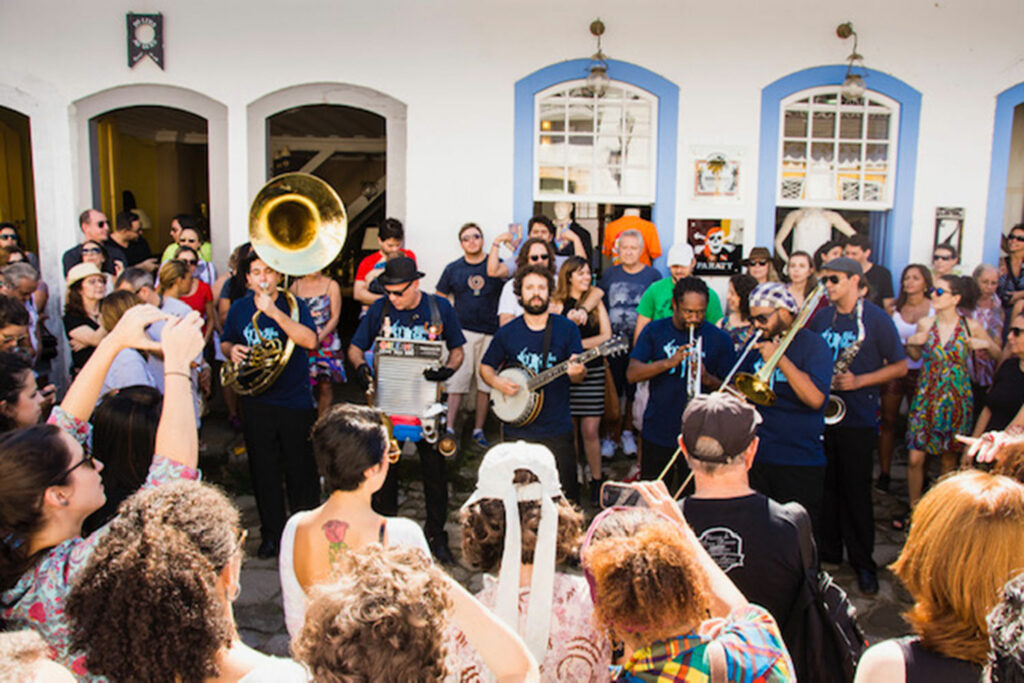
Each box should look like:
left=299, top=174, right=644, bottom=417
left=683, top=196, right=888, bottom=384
left=892, top=307, right=932, bottom=370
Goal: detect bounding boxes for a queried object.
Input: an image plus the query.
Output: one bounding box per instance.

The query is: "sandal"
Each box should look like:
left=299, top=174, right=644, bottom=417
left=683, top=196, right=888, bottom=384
left=891, top=513, right=911, bottom=532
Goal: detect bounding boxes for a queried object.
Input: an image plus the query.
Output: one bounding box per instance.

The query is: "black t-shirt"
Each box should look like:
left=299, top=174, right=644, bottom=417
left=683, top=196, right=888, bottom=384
left=863, top=264, right=894, bottom=309
left=61, top=242, right=127, bottom=276
left=63, top=313, right=99, bottom=371
left=985, top=359, right=1024, bottom=431
left=553, top=222, right=594, bottom=266
left=681, top=493, right=804, bottom=632
left=123, top=237, right=154, bottom=266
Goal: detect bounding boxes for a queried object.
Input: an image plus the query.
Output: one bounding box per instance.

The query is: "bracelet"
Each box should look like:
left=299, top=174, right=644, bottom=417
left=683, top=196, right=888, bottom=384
left=165, top=370, right=192, bottom=380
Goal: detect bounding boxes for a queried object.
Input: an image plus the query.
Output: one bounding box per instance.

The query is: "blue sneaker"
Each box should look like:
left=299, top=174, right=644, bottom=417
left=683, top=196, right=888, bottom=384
left=472, top=430, right=490, bottom=449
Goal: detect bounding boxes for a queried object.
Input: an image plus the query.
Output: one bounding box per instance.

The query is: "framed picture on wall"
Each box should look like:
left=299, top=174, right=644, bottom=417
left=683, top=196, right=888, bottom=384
left=690, top=146, right=743, bottom=202
left=934, top=207, right=964, bottom=255
left=688, top=219, right=743, bottom=275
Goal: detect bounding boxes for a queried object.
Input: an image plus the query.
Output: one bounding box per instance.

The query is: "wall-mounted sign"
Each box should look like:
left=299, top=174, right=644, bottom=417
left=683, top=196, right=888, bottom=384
left=127, top=13, right=163, bottom=69
left=688, top=218, right=743, bottom=275
left=934, top=207, right=964, bottom=256
left=690, top=146, right=743, bottom=202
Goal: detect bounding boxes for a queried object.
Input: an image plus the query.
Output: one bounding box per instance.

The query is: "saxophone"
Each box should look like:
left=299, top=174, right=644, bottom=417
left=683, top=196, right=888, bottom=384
left=824, top=299, right=865, bottom=425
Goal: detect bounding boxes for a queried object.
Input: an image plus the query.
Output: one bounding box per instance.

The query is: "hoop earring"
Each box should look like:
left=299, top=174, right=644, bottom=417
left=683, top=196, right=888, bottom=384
left=228, top=582, right=241, bottom=602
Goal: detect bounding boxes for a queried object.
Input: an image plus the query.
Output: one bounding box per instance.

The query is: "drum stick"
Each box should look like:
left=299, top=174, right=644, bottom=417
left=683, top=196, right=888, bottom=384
left=673, top=471, right=694, bottom=501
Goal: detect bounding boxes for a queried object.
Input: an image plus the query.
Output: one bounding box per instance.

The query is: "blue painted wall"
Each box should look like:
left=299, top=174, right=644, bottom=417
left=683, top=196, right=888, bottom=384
left=757, top=66, right=921, bottom=278
left=984, top=82, right=1024, bottom=266
left=514, top=59, right=679, bottom=272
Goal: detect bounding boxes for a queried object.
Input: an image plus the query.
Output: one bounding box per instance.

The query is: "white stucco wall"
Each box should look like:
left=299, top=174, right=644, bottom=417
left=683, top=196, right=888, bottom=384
left=2, top=0, right=1023, bottom=286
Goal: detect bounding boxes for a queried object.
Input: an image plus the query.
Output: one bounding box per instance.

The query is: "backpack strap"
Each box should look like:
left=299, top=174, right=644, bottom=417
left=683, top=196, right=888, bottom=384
left=540, top=315, right=554, bottom=370
left=778, top=501, right=818, bottom=576
left=427, top=292, right=442, bottom=332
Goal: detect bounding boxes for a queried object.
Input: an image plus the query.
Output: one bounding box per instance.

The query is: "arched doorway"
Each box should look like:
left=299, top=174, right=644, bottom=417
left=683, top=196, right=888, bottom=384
left=88, top=105, right=209, bottom=261
left=984, top=83, right=1024, bottom=265
left=0, top=106, right=38, bottom=256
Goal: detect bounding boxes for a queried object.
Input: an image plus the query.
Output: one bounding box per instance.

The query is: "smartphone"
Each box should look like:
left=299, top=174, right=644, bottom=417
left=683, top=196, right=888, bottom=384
left=508, top=222, right=523, bottom=251
left=599, top=481, right=647, bottom=509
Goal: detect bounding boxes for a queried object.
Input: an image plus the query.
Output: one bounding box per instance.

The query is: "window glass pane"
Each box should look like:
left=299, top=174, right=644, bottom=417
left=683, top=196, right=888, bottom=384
left=811, top=141, right=834, bottom=162
left=784, top=110, right=808, bottom=138
left=597, top=105, right=622, bottom=135
left=623, top=138, right=651, bottom=168
left=594, top=164, right=622, bottom=194
left=568, top=104, right=594, bottom=133
left=538, top=167, right=566, bottom=194
left=866, top=143, right=888, bottom=162
left=838, top=142, right=862, bottom=165
left=537, top=135, right=565, bottom=164
left=839, top=112, right=863, bottom=139
left=814, top=93, right=838, bottom=106
left=867, top=113, right=890, bottom=140
left=566, top=166, right=592, bottom=194
left=811, top=112, right=835, bottom=138
left=625, top=103, right=652, bottom=137
left=783, top=140, right=807, bottom=161
left=539, top=103, right=565, bottom=133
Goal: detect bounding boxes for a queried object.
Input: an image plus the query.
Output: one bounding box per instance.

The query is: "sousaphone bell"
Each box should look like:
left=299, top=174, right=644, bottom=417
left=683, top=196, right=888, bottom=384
left=220, top=173, right=347, bottom=395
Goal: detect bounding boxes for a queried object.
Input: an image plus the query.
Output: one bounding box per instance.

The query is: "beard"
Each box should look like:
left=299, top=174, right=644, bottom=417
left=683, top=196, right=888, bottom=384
left=522, top=295, right=548, bottom=315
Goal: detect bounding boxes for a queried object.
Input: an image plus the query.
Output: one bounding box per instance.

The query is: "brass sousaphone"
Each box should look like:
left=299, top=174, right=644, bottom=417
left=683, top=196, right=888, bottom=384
left=221, top=173, right=348, bottom=395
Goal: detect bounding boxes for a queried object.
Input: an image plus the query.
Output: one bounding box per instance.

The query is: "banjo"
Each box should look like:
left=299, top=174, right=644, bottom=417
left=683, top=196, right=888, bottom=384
left=491, top=336, right=629, bottom=427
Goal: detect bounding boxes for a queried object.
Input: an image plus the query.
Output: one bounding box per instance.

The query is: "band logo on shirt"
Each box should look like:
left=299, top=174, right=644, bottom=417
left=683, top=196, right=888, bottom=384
left=243, top=322, right=279, bottom=347
left=820, top=328, right=857, bottom=362
left=698, top=526, right=745, bottom=573
left=379, top=317, right=436, bottom=342
left=467, top=274, right=485, bottom=296
left=663, top=339, right=682, bottom=376
left=516, top=348, right=558, bottom=373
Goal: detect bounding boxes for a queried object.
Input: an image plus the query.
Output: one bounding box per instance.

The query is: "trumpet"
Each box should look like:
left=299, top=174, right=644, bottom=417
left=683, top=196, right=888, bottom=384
left=686, top=324, right=703, bottom=398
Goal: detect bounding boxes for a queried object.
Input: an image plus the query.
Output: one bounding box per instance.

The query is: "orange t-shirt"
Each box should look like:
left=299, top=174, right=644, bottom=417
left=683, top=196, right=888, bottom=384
left=602, top=215, right=662, bottom=265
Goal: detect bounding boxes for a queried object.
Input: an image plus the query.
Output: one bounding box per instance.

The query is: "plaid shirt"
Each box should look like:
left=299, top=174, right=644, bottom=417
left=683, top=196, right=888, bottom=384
left=612, top=605, right=794, bottom=682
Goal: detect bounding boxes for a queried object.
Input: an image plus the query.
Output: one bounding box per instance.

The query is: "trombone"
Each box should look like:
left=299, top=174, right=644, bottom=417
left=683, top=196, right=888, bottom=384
left=718, top=282, right=826, bottom=406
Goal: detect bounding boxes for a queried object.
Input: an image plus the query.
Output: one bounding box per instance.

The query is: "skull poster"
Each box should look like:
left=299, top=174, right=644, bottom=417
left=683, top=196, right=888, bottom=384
left=688, top=219, right=743, bottom=275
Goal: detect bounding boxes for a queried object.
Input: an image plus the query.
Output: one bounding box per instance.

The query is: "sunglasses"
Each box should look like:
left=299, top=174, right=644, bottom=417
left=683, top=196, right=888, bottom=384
left=529, top=254, right=550, bottom=262
left=0, top=233, right=16, bottom=240
left=820, top=274, right=844, bottom=284
left=750, top=311, right=776, bottom=325
left=460, top=233, right=482, bottom=242
left=748, top=260, right=768, bottom=267
left=1009, top=326, right=1024, bottom=336
left=0, top=332, right=28, bottom=345
left=929, top=287, right=950, bottom=297
left=1009, top=234, right=1024, bottom=243
left=385, top=281, right=414, bottom=298
left=933, top=254, right=954, bottom=261
left=82, top=247, right=102, bottom=255
left=180, top=259, right=197, bottom=266
left=51, top=444, right=96, bottom=484
left=97, top=220, right=109, bottom=228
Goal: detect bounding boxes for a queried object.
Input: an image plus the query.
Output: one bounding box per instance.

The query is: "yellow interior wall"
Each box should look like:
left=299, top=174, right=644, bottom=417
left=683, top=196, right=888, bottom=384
left=0, top=108, right=38, bottom=254
left=117, top=133, right=159, bottom=252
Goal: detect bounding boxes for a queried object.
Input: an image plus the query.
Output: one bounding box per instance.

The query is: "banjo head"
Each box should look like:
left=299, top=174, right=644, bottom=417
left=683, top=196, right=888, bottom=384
left=491, top=367, right=539, bottom=426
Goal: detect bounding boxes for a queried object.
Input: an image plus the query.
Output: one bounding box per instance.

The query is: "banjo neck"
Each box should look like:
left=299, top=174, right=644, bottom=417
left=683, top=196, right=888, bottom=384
left=526, top=346, right=602, bottom=391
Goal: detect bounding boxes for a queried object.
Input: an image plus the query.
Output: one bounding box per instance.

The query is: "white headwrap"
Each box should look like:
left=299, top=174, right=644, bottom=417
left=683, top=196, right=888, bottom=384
left=461, top=441, right=563, bottom=662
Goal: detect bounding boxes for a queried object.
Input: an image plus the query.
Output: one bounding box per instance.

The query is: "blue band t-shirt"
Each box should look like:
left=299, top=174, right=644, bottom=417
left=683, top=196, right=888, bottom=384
left=222, top=291, right=317, bottom=409
left=481, top=315, right=583, bottom=439
left=737, top=327, right=833, bottom=467
left=351, top=293, right=467, bottom=352
left=631, top=319, right=737, bottom=448
left=435, top=257, right=504, bottom=335
left=808, top=300, right=906, bottom=430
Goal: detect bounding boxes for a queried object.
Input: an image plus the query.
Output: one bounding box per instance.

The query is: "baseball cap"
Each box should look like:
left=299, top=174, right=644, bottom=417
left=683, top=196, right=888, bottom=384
left=820, top=256, right=863, bottom=278
left=680, top=393, right=762, bottom=462
left=667, top=243, right=695, bottom=267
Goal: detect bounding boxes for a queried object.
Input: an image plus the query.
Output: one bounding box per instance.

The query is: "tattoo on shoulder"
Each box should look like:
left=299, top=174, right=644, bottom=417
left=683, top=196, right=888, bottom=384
left=322, top=520, right=350, bottom=565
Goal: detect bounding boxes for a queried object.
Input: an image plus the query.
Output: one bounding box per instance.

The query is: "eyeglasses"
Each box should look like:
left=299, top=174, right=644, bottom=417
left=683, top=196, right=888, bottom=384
left=51, top=444, right=96, bottom=484
left=180, top=259, right=197, bottom=266
left=384, top=281, right=414, bottom=298
left=1009, top=326, right=1024, bottom=336
left=750, top=311, right=777, bottom=325
left=820, top=274, right=844, bottom=284
left=460, top=233, right=482, bottom=242
left=0, top=332, right=28, bottom=346
left=929, top=287, right=949, bottom=297
left=748, top=260, right=768, bottom=267
left=529, top=254, right=550, bottom=262
left=933, top=254, right=954, bottom=261
left=81, top=247, right=102, bottom=255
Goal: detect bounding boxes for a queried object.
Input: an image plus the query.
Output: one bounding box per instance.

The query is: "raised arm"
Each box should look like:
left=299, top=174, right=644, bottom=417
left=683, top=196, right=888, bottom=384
left=60, top=305, right=168, bottom=422
left=153, top=312, right=205, bottom=469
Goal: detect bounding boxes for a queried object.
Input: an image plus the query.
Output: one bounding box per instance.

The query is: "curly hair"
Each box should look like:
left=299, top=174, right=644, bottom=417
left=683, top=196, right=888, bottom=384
left=460, top=469, right=583, bottom=570
left=293, top=545, right=451, bottom=682
left=66, top=481, right=242, bottom=683
left=891, top=470, right=1024, bottom=665
left=987, top=572, right=1024, bottom=683
left=583, top=508, right=710, bottom=644
left=513, top=263, right=555, bottom=301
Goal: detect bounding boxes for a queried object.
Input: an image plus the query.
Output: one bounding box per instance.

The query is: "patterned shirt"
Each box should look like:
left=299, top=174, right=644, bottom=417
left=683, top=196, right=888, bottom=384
left=613, top=605, right=794, bottom=682
left=0, top=406, right=200, bottom=680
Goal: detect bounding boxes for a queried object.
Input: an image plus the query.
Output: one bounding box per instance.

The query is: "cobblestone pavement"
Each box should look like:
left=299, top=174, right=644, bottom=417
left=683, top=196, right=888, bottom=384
left=200, top=399, right=916, bottom=658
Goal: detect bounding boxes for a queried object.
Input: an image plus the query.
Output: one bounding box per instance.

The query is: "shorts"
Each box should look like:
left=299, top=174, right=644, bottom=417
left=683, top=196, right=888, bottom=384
left=445, top=329, right=492, bottom=395
left=607, top=352, right=636, bottom=400
left=883, top=367, right=920, bottom=401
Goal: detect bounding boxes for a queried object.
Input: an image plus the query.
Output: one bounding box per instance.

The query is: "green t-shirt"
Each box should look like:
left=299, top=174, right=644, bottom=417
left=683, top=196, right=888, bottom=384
left=162, top=241, right=213, bottom=263
left=636, top=276, right=723, bottom=324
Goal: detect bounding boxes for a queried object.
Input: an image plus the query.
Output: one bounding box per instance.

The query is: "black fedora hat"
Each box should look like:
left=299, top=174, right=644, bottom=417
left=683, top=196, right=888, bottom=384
left=377, top=256, right=425, bottom=286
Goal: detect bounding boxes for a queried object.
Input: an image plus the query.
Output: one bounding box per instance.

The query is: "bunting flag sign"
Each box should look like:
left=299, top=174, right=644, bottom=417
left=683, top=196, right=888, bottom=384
left=127, top=13, right=164, bottom=69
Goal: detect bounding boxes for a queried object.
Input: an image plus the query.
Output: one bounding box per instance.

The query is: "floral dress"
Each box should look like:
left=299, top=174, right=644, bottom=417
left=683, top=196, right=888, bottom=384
left=298, top=290, right=346, bottom=384
left=906, top=318, right=972, bottom=454
left=0, top=407, right=200, bottom=680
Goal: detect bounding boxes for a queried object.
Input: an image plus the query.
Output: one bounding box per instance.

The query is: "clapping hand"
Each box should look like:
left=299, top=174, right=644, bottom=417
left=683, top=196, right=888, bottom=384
left=107, top=304, right=168, bottom=354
